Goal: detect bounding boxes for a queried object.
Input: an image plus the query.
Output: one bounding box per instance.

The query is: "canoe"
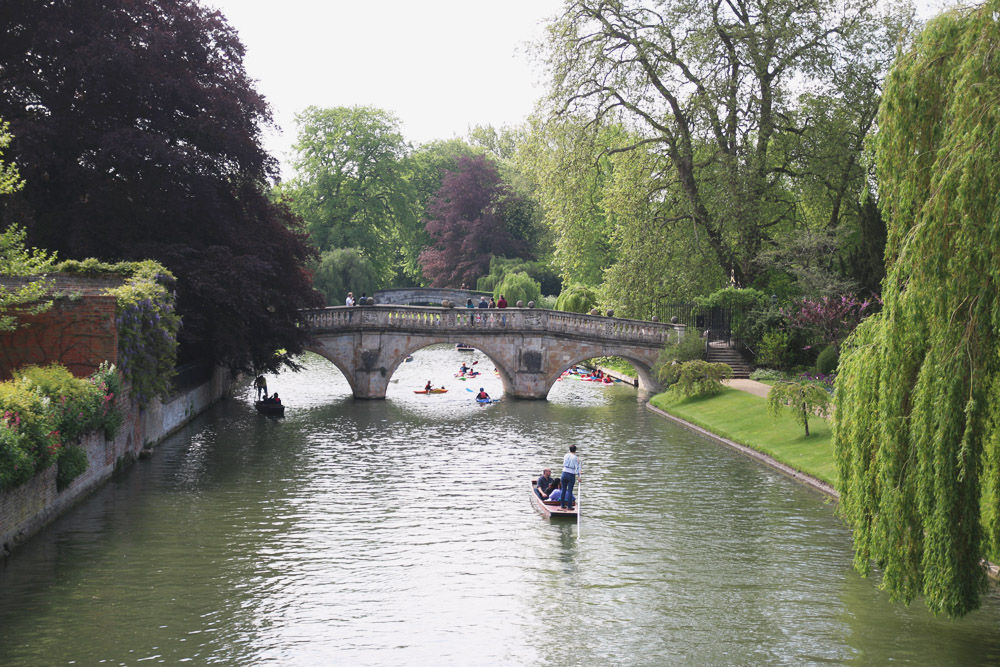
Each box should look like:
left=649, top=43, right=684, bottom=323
left=530, top=479, right=578, bottom=518
left=255, top=401, right=285, bottom=416
left=413, top=388, right=448, bottom=394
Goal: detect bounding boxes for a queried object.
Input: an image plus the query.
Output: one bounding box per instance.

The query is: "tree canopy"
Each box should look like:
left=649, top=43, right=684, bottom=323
left=540, top=0, right=909, bottom=298
left=834, top=1, right=1000, bottom=618
left=0, top=0, right=320, bottom=373
left=282, top=106, right=423, bottom=286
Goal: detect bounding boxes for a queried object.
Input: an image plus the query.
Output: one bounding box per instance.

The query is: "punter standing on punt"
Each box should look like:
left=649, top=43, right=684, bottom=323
left=560, top=445, right=581, bottom=510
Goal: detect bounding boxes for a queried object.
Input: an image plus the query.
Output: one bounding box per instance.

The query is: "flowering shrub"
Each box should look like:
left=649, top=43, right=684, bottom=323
left=0, top=362, right=126, bottom=491
left=782, top=294, right=879, bottom=350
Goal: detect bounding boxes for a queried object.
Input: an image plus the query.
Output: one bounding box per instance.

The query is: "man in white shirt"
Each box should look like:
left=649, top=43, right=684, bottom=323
left=560, top=445, right=581, bottom=509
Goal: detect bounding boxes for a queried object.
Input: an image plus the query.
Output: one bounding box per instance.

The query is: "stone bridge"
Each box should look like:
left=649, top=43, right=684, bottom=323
left=301, top=305, right=683, bottom=400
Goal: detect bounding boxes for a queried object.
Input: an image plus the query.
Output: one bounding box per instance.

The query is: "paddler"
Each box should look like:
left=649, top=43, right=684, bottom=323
left=476, top=387, right=490, bottom=401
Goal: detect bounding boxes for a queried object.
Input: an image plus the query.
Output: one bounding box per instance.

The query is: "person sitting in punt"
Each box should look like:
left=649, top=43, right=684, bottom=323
left=476, top=387, right=490, bottom=401
left=425, top=380, right=433, bottom=392
left=267, top=392, right=280, bottom=404
left=547, top=479, right=564, bottom=503
left=536, top=468, right=554, bottom=499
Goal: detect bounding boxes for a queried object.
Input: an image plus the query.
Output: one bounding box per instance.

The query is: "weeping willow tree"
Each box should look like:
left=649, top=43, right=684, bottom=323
left=834, top=2, right=1000, bottom=618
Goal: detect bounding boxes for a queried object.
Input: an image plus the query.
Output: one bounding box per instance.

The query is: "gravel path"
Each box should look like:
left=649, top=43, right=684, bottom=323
left=723, top=378, right=770, bottom=398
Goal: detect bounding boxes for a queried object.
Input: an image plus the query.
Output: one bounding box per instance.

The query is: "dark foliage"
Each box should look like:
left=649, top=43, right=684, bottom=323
left=0, top=0, right=321, bottom=373
left=419, top=155, right=531, bottom=288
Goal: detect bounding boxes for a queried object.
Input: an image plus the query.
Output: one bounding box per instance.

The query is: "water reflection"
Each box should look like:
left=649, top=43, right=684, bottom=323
left=1, top=349, right=999, bottom=665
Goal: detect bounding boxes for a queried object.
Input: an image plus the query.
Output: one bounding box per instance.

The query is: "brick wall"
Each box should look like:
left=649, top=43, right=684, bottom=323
left=0, top=275, right=122, bottom=380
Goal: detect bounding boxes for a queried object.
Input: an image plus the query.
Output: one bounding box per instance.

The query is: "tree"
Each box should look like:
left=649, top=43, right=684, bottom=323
left=834, top=2, right=1000, bottom=618
left=419, top=155, right=532, bottom=288
left=312, top=248, right=379, bottom=306
left=494, top=271, right=540, bottom=307
left=555, top=284, right=597, bottom=314
left=767, top=380, right=831, bottom=437
left=542, top=0, right=910, bottom=288
left=282, top=106, right=421, bottom=285
left=783, top=295, right=877, bottom=351
left=0, top=0, right=320, bottom=374
left=659, top=360, right=731, bottom=399
left=0, top=121, right=54, bottom=331
left=0, top=225, right=54, bottom=332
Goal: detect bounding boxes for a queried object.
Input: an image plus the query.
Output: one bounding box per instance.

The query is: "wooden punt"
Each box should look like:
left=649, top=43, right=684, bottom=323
left=531, top=479, right=578, bottom=519
left=255, top=401, right=285, bottom=416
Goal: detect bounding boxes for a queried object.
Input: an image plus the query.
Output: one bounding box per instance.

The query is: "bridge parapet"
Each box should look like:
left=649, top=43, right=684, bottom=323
left=301, top=305, right=680, bottom=347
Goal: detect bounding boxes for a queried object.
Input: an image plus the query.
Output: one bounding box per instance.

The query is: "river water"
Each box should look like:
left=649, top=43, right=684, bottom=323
left=1, top=346, right=999, bottom=666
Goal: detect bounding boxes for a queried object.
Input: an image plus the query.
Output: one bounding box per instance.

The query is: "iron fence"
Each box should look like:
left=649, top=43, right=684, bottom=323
left=651, top=303, right=756, bottom=359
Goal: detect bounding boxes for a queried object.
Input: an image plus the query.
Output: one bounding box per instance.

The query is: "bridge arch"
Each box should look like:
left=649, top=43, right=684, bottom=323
left=382, top=340, right=516, bottom=398
left=544, top=354, right=658, bottom=400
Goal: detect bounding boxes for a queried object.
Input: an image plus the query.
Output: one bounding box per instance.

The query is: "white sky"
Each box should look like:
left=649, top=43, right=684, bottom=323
left=206, top=0, right=956, bottom=178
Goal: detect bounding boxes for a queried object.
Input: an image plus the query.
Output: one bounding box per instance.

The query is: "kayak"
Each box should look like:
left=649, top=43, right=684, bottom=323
left=413, top=388, right=448, bottom=394
left=476, top=398, right=500, bottom=404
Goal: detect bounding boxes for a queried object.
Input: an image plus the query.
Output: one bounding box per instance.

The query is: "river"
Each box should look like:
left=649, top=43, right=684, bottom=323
left=1, top=346, right=998, bottom=665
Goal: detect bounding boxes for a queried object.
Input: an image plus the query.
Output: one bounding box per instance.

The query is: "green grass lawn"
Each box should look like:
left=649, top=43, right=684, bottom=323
left=649, top=388, right=837, bottom=487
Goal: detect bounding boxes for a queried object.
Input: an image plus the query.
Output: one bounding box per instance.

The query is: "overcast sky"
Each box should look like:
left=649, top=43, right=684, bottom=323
left=205, top=0, right=958, bottom=177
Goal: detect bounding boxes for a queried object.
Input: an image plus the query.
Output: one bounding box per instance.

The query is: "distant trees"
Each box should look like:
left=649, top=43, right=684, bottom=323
left=419, top=155, right=532, bottom=288
left=0, top=0, right=320, bottom=373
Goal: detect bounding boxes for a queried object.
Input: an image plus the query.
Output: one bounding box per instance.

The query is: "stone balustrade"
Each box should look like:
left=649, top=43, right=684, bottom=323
left=301, top=305, right=679, bottom=348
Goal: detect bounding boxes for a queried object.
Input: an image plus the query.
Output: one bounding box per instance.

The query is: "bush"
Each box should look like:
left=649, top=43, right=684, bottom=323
left=555, top=284, right=598, bottom=314
left=815, top=345, right=839, bottom=376
left=0, top=425, right=35, bottom=489
left=56, top=444, right=88, bottom=490
left=15, top=364, right=97, bottom=443
left=660, top=360, right=732, bottom=399
left=694, top=286, right=768, bottom=310
left=756, top=330, right=797, bottom=371
left=655, top=328, right=705, bottom=377
left=0, top=362, right=124, bottom=491
left=0, top=379, right=60, bottom=474
left=750, top=368, right=785, bottom=381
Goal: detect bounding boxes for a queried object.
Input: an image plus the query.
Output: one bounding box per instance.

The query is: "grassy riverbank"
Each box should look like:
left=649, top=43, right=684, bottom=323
left=649, top=388, right=837, bottom=487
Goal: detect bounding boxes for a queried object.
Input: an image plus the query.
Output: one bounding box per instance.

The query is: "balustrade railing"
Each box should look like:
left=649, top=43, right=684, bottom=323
left=301, top=305, right=680, bottom=347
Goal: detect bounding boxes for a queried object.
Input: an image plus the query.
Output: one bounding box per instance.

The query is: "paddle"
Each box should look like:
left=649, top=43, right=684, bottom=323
left=576, top=480, right=581, bottom=535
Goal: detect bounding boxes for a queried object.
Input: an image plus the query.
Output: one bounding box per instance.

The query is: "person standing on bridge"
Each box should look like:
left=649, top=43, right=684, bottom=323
left=478, top=296, right=488, bottom=308
left=345, top=292, right=354, bottom=307
left=497, top=295, right=507, bottom=309
left=560, top=445, right=581, bottom=510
